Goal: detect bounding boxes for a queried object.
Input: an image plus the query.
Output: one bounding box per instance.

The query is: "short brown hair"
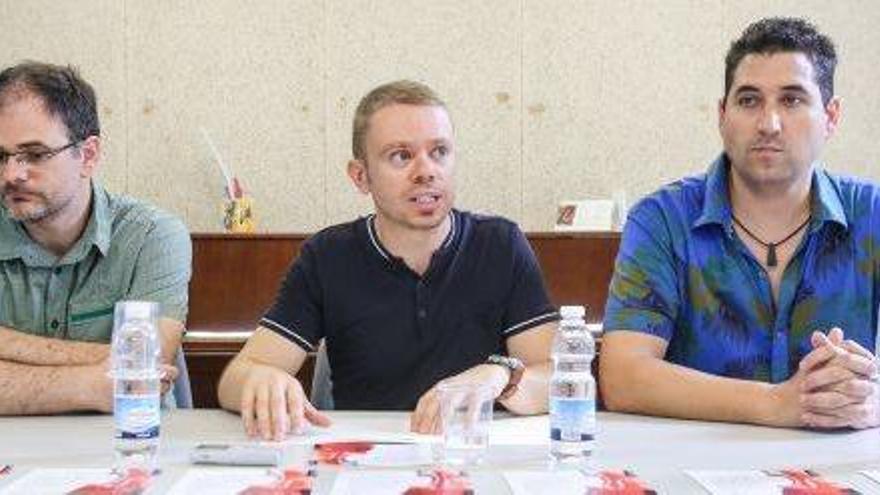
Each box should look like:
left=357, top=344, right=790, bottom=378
left=351, top=80, right=447, bottom=160
left=0, top=61, right=100, bottom=141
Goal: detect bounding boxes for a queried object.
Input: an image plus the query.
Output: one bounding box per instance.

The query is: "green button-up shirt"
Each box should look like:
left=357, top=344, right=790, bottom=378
left=0, top=182, right=191, bottom=342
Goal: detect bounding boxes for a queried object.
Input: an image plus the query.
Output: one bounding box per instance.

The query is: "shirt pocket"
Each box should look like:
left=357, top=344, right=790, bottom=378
left=67, top=300, right=116, bottom=342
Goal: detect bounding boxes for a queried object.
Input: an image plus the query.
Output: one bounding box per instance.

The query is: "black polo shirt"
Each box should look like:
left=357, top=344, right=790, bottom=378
left=260, top=209, right=558, bottom=410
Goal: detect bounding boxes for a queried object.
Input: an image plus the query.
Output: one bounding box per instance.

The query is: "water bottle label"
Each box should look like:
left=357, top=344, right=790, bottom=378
left=115, top=395, right=160, bottom=440
left=550, top=397, right=595, bottom=442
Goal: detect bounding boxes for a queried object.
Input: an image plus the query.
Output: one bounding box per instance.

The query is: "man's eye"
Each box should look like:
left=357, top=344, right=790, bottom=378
left=430, top=146, right=449, bottom=161
left=737, top=95, right=758, bottom=107
left=782, top=95, right=804, bottom=107
left=389, top=150, right=411, bottom=165
left=21, top=151, right=49, bottom=163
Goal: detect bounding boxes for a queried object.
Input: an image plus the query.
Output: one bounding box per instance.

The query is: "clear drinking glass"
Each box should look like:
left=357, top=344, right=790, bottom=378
left=435, top=382, right=494, bottom=466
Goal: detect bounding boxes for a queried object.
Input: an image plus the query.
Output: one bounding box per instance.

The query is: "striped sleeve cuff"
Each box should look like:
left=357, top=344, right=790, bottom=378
left=502, top=311, right=560, bottom=337
left=259, top=317, right=317, bottom=352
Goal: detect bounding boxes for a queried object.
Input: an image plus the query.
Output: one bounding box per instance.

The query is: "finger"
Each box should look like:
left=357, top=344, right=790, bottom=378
left=802, top=365, right=856, bottom=392
left=304, top=399, right=333, bottom=427
left=800, top=389, right=859, bottom=411
left=805, top=401, right=877, bottom=429
left=270, top=381, right=289, bottom=441
left=254, top=384, right=272, bottom=440
left=827, top=327, right=844, bottom=345
left=841, top=339, right=874, bottom=359
left=411, top=390, right=437, bottom=434
left=830, top=351, right=877, bottom=378
left=240, top=385, right=256, bottom=438
left=801, top=411, right=851, bottom=429
left=161, top=365, right=179, bottom=382
left=798, top=343, right=841, bottom=373
left=427, top=394, right=443, bottom=435
left=823, top=377, right=877, bottom=400
left=410, top=395, right=428, bottom=433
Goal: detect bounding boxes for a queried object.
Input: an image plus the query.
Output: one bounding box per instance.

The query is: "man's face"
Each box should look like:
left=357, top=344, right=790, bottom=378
left=350, top=103, right=455, bottom=232
left=719, top=52, right=840, bottom=191
left=0, top=91, right=93, bottom=223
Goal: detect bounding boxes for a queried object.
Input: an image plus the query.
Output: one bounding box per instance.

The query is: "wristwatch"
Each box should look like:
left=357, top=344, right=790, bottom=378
left=486, top=354, right=525, bottom=400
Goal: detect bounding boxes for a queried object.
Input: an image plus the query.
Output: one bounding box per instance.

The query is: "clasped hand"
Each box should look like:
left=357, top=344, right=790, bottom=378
left=797, top=327, right=880, bottom=429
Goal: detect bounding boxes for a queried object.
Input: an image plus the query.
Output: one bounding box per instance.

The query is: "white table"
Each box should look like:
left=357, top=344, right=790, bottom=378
left=2, top=410, right=880, bottom=493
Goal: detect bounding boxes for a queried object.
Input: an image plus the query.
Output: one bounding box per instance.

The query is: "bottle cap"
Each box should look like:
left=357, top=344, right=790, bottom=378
left=116, top=301, right=158, bottom=321
left=559, top=305, right=586, bottom=319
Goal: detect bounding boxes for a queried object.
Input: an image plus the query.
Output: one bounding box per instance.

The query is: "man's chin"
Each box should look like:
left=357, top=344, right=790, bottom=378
left=6, top=206, right=50, bottom=223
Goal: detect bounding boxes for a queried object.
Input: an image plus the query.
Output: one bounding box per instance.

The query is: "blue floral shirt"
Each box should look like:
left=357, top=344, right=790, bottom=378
left=603, top=155, right=880, bottom=382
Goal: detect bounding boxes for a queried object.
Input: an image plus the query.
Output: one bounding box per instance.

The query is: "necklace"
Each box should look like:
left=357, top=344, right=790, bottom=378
left=731, top=214, right=811, bottom=267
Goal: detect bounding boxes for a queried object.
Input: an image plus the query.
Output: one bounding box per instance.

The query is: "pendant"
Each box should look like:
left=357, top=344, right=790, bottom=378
left=766, top=243, right=778, bottom=267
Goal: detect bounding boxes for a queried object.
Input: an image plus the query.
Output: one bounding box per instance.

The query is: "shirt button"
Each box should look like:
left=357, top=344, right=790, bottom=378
left=417, top=309, right=427, bottom=319
left=50, top=319, right=60, bottom=329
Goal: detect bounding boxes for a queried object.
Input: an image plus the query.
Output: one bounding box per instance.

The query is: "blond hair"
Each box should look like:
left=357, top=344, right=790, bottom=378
left=351, top=80, right=447, bottom=160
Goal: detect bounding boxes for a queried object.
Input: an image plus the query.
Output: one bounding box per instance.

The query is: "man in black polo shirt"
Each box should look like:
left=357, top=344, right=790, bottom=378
left=218, top=80, right=558, bottom=440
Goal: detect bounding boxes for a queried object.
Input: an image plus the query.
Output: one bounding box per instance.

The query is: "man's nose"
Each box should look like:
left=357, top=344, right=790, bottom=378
left=757, top=106, right=782, bottom=135
left=411, top=152, right=438, bottom=183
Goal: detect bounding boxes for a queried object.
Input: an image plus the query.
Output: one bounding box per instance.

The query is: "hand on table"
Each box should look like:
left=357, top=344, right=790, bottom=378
left=410, top=364, right=508, bottom=434
left=239, top=363, right=331, bottom=441
left=799, top=328, right=880, bottom=429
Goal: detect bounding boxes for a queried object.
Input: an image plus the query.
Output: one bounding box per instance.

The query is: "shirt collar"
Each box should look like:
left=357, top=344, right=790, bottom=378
left=692, top=154, right=849, bottom=235
left=692, top=154, right=734, bottom=235
left=366, top=210, right=458, bottom=263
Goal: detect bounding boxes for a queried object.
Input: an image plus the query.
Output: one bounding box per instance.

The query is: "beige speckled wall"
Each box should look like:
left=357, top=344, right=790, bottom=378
left=2, top=1, right=879, bottom=232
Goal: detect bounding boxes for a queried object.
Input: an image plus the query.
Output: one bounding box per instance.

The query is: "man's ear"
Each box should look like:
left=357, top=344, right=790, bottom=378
left=824, top=96, right=842, bottom=139
left=717, top=97, right=727, bottom=134
left=347, top=159, right=370, bottom=194
left=78, top=135, right=101, bottom=178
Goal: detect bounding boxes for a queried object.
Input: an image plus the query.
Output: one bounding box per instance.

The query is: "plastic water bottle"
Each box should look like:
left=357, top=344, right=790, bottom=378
left=111, top=301, right=162, bottom=474
left=549, top=305, right=595, bottom=466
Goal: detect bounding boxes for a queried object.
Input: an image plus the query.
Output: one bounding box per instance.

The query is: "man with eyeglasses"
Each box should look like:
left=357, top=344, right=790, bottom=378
left=0, top=61, right=191, bottom=415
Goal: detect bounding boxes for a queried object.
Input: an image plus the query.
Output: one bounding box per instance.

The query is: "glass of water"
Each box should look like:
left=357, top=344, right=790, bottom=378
left=435, top=382, right=494, bottom=466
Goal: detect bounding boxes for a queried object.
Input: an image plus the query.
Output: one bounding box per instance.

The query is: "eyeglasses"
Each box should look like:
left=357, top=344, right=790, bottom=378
left=0, top=141, right=81, bottom=170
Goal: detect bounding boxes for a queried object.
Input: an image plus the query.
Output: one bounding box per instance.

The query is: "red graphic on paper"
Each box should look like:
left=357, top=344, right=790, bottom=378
left=66, top=468, right=152, bottom=495
left=402, top=469, right=474, bottom=495
left=586, top=470, right=657, bottom=494
left=313, top=441, right=376, bottom=465
left=773, top=469, right=861, bottom=495
left=0, top=465, right=11, bottom=476
left=237, top=468, right=313, bottom=495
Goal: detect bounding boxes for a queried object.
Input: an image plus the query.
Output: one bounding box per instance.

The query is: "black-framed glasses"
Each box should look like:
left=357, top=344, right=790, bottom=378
left=0, top=140, right=81, bottom=170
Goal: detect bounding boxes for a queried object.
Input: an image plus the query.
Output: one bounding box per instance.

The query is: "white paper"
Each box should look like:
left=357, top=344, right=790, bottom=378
left=861, top=470, right=880, bottom=485
left=335, top=443, right=435, bottom=467
left=686, top=469, right=857, bottom=495
left=329, top=470, right=471, bottom=495
left=275, top=423, right=438, bottom=446
left=0, top=468, right=118, bottom=495
left=505, top=470, right=586, bottom=495
left=167, top=467, right=295, bottom=495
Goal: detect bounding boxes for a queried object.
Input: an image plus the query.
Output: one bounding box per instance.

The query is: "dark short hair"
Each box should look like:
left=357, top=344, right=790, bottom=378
left=352, top=80, right=447, bottom=161
left=0, top=61, right=100, bottom=141
left=724, top=17, right=837, bottom=105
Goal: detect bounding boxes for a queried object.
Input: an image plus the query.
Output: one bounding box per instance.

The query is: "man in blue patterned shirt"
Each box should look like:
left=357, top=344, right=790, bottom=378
left=601, top=17, right=880, bottom=429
